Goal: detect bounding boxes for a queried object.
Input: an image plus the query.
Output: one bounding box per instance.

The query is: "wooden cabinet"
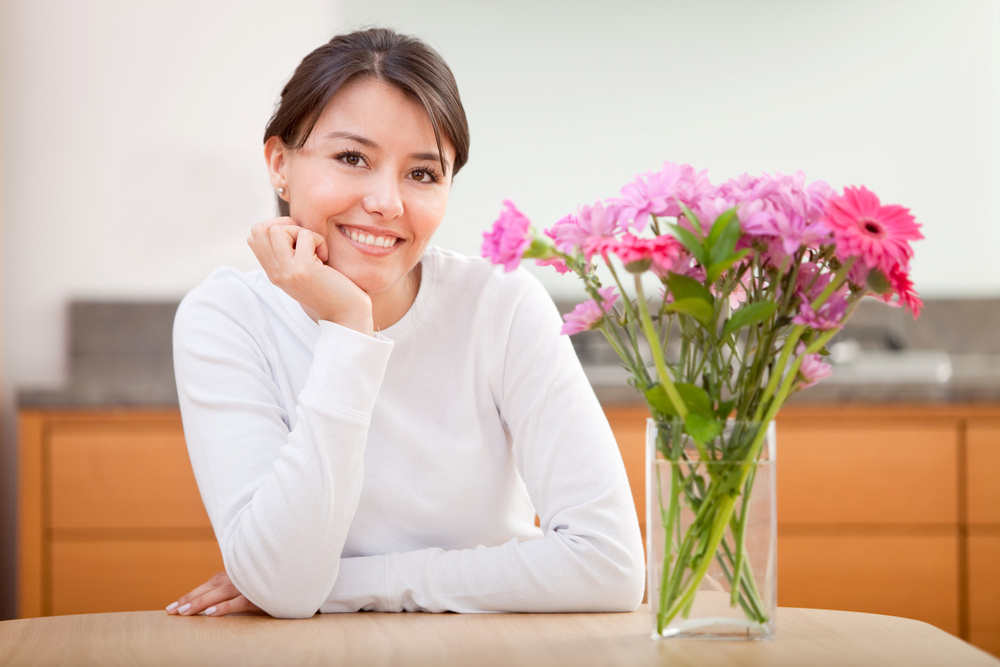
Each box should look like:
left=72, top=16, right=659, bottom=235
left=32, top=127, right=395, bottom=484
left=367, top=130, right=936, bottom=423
left=605, top=403, right=1000, bottom=656
left=18, top=409, right=223, bottom=617
left=966, top=421, right=1000, bottom=657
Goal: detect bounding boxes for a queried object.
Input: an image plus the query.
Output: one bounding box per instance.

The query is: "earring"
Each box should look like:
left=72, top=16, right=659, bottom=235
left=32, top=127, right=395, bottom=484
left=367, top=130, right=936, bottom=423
left=277, top=187, right=286, bottom=196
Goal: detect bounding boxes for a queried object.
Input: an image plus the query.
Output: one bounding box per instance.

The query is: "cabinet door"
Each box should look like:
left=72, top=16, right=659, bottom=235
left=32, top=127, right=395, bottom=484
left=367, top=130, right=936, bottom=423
left=50, top=538, right=224, bottom=615
left=605, top=408, right=648, bottom=545
left=776, top=417, right=960, bottom=525
left=47, top=419, right=211, bottom=530
left=968, top=534, right=1000, bottom=657
left=778, top=532, right=961, bottom=635
left=967, top=421, right=1000, bottom=525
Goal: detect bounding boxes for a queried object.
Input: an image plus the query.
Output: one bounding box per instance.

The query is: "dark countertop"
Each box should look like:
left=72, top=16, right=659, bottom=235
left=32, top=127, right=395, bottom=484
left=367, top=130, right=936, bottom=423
left=17, top=298, right=1000, bottom=410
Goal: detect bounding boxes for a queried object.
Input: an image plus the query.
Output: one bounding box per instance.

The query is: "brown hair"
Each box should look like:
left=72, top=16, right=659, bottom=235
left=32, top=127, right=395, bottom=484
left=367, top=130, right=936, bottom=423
left=264, top=27, right=470, bottom=216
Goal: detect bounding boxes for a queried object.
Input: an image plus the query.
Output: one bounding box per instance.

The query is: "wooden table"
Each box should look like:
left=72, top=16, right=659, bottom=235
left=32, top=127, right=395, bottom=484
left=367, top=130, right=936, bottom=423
left=1, top=605, right=997, bottom=667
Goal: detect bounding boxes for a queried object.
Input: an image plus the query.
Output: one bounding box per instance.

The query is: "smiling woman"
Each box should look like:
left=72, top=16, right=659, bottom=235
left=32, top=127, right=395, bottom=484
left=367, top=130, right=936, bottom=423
left=166, top=27, right=644, bottom=620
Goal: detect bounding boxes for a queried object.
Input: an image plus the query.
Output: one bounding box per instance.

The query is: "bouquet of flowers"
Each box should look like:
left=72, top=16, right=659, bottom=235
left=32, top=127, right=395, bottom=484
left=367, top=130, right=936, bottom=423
left=482, top=162, right=922, bottom=636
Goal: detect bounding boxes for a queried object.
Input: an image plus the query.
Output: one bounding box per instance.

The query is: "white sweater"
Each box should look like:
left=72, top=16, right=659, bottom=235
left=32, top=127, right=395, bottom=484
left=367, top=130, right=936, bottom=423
left=173, top=246, right=644, bottom=618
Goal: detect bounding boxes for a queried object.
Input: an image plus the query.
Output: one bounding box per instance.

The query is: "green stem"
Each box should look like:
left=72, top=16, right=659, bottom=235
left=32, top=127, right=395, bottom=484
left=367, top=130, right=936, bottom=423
left=634, top=274, right=689, bottom=420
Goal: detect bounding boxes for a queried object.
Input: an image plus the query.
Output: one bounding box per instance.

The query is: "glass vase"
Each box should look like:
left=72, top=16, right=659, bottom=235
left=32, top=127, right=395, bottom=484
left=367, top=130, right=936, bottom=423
left=646, top=418, right=777, bottom=640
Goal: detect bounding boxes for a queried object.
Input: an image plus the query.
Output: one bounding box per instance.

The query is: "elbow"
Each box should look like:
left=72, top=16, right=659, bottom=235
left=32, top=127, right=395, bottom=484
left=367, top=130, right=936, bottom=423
left=595, top=551, right=646, bottom=612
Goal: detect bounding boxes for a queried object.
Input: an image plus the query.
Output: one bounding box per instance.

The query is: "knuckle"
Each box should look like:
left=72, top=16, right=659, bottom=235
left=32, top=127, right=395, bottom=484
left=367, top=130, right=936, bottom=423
left=209, top=571, right=228, bottom=586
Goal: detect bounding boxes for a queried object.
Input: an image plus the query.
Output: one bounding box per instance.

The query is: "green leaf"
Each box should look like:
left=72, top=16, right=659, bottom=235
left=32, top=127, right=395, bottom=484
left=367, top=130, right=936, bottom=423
left=706, top=248, right=751, bottom=284
left=667, top=223, right=707, bottom=266
left=717, top=398, right=738, bottom=419
left=677, top=383, right=714, bottom=417
left=644, top=382, right=713, bottom=419
left=678, top=202, right=705, bottom=235
left=721, top=300, right=779, bottom=339
left=666, top=272, right=713, bottom=303
left=706, top=208, right=740, bottom=256
left=685, top=413, right=724, bottom=447
left=663, top=298, right=714, bottom=327
left=644, top=384, right=679, bottom=418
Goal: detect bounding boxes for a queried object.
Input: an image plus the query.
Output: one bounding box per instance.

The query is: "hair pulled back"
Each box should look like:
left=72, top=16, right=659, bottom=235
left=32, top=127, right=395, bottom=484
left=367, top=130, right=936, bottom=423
left=264, top=28, right=469, bottom=215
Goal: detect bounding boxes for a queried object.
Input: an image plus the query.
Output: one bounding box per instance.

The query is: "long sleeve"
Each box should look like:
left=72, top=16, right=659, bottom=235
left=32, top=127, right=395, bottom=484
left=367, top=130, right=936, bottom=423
left=319, top=259, right=645, bottom=613
left=173, top=269, right=393, bottom=618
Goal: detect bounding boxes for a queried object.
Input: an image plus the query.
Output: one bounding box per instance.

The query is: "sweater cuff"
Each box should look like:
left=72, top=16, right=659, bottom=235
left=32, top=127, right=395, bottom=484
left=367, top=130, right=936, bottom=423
left=319, top=556, right=388, bottom=612
left=299, top=321, right=394, bottom=418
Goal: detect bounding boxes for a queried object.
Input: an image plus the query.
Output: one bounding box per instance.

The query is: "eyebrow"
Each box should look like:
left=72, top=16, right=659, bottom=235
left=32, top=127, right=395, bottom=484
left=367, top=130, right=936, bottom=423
left=325, top=131, right=451, bottom=174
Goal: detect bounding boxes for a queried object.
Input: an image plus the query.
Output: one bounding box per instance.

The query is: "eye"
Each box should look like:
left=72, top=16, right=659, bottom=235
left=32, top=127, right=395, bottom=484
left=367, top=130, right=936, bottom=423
left=335, top=150, right=368, bottom=168
left=410, top=167, right=440, bottom=184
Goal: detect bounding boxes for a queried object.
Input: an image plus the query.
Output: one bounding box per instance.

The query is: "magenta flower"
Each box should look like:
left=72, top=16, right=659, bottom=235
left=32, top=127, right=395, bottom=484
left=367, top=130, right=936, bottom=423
left=545, top=201, right=619, bottom=256
left=535, top=256, right=571, bottom=274
left=796, top=343, right=833, bottom=388
left=585, top=233, right=684, bottom=276
left=560, top=287, right=619, bottom=335
left=870, top=263, right=923, bottom=318
left=482, top=200, right=533, bottom=272
left=823, top=186, right=923, bottom=276
left=612, top=162, right=712, bottom=232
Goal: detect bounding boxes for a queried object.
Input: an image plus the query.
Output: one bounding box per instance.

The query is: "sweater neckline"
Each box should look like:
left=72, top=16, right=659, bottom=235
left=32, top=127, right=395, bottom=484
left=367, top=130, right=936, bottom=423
left=379, top=247, right=437, bottom=338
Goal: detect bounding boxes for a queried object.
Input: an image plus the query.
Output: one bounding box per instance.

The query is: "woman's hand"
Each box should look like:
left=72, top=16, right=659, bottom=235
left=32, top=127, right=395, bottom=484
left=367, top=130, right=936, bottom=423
left=165, top=571, right=265, bottom=617
left=248, top=218, right=374, bottom=335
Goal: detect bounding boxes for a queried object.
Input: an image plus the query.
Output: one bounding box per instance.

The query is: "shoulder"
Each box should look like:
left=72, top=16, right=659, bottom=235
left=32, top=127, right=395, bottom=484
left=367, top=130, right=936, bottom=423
left=174, top=266, right=294, bottom=346
left=423, top=246, right=552, bottom=307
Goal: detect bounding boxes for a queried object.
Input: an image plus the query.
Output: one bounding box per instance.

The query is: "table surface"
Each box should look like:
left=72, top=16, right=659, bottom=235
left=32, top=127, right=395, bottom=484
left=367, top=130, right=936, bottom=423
left=1, top=605, right=997, bottom=667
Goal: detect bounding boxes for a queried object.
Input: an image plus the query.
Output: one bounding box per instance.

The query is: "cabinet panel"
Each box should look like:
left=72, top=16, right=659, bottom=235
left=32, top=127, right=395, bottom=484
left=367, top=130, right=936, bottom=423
left=777, top=532, right=960, bottom=635
left=968, top=534, right=1000, bottom=657
left=605, top=410, right=646, bottom=542
left=50, top=539, right=224, bottom=615
left=776, top=419, right=959, bottom=525
left=967, top=422, right=1000, bottom=525
left=48, top=420, right=211, bottom=530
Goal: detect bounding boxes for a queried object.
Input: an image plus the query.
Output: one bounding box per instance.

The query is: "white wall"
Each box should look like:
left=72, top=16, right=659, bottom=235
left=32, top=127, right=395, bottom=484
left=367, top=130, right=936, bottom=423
left=1, top=0, right=998, bottom=618
left=0, top=0, right=339, bottom=620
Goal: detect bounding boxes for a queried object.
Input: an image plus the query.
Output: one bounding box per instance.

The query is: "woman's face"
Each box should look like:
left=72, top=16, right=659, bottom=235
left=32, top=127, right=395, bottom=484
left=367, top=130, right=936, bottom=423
left=267, top=77, right=454, bottom=305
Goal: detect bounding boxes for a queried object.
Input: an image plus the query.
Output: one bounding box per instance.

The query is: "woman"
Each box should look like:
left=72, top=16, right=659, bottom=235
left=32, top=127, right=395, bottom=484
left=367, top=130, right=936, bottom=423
left=165, top=27, right=643, bottom=619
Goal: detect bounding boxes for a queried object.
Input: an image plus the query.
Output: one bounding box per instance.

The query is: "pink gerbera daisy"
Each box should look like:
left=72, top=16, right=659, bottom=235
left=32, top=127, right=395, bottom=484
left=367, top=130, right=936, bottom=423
left=585, top=233, right=684, bottom=276
left=823, top=186, right=923, bottom=276
left=561, top=287, right=619, bottom=335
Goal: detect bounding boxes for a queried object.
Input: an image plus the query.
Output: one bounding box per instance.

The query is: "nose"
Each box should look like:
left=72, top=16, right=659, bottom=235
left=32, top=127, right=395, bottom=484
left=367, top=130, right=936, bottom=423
left=362, top=172, right=404, bottom=220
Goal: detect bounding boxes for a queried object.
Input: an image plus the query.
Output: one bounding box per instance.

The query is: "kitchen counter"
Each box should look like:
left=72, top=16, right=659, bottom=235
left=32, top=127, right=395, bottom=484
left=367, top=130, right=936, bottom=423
left=17, top=298, right=1000, bottom=409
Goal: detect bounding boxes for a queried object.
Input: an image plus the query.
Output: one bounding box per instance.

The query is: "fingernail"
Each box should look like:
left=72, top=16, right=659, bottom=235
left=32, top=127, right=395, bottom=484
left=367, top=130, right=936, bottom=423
left=178, top=603, right=192, bottom=614
left=205, top=606, right=217, bottom=616
left=166, top=602, right=178, bottom=613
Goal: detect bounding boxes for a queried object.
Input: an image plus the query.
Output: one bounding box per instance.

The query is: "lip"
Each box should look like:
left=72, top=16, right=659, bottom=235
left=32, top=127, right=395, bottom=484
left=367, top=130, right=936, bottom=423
left=337, top=224, right=403, bottom=255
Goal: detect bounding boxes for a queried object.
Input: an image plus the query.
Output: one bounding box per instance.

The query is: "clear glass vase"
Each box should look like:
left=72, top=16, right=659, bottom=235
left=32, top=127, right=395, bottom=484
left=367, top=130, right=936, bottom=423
left=646, top=418, right=777, bottom=640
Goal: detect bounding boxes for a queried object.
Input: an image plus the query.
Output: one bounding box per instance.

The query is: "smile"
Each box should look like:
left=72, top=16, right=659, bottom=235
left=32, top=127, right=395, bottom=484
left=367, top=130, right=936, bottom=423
left=340, top=226, right=400, bottom=249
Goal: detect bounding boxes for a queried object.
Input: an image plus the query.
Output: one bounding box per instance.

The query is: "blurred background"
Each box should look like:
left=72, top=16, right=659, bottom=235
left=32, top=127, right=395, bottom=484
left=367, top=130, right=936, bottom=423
left=0, top=0, right=998, bottom=622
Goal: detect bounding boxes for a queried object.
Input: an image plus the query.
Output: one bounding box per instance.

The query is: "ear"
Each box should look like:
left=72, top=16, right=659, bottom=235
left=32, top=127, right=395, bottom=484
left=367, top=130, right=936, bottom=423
left=264, top=136, right=290, bottom=198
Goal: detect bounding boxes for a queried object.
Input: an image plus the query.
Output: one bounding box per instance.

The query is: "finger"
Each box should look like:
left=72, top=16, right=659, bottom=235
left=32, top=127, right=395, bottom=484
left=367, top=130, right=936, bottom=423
left=293, top=228, right=328, bottom=264
left=203, top=595, right=265, bottom=617
left=165, top=572, right=230, bottom=615
left=177, top=580, right=244, bottom=616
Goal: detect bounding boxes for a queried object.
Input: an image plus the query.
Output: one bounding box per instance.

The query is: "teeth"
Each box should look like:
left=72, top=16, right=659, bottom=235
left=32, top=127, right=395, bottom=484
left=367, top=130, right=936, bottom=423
left=343, top=227, right=396, bottom=248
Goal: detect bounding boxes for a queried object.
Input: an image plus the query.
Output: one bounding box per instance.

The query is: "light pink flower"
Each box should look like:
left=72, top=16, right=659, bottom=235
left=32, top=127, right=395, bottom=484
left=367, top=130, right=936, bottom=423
left=796, top=343, right=833, bottom=388
left=482, top=200, right=532, bottom=272
left=612, top=162, right=712, bottom=232
left=792, top=284, right=849, bottom=330
left=545, top=202, right=618, bottom=256
left=561, top=287, right=619, bottom=335
left=823, top=186, right=923, bottom=276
